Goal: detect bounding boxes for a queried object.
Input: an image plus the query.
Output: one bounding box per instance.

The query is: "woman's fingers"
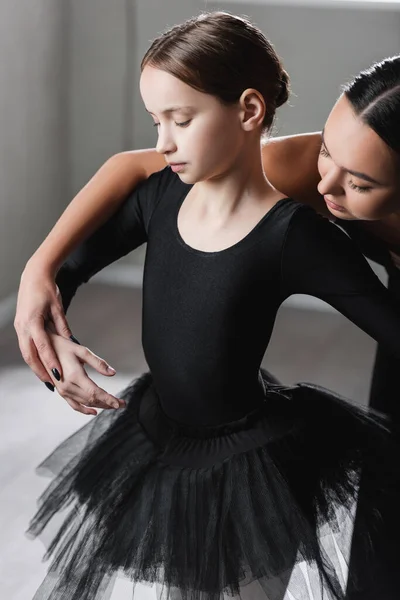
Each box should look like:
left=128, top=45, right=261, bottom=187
left=17, top=328, right=59, bottom=384
left=49, top=303, right=73, bottom=340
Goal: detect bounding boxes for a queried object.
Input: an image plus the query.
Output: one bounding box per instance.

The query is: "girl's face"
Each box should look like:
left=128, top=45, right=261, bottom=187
left=140, top=66, right=246, bottom=184
left=317, top=94, right=400, bottom=221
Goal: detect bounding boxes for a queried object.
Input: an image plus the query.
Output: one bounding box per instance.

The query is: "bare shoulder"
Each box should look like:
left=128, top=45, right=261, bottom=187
left=111, top=148, right=166, bottom=180
left=261, top=132, right=329, bottom=216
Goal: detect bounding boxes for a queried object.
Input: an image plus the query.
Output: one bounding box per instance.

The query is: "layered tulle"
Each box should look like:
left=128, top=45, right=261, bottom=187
left=27, top=371, right=400, bottom=600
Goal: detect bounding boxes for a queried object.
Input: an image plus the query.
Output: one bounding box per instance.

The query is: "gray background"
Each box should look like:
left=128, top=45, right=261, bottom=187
left=1, top=0, right=400, bottom=306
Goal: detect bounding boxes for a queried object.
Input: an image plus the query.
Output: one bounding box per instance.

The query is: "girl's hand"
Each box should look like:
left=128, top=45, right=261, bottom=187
left=47, top=332, right=125, bottom=416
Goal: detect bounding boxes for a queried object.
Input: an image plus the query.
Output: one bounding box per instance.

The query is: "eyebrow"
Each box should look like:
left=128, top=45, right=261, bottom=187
left=321, top=128, right=383, bottom=186
left=145, top=105, right=194, bottom=116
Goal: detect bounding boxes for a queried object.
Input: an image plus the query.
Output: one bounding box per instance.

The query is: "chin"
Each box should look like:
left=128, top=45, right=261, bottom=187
left=330, top=212, right=358, bottom=221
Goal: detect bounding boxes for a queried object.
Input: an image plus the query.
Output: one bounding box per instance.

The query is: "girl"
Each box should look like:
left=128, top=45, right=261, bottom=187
left=23, top=12, right=400, bottom=600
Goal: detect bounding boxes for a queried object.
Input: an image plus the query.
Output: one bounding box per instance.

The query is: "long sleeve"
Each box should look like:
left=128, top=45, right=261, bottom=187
left=281, top=205, right=400, bottom=358
left=56, top=166, right=173, bottom=313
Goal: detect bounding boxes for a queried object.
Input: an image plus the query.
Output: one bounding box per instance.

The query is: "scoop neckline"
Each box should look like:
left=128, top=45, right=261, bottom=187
left=174, top=188, right=291, bottom=257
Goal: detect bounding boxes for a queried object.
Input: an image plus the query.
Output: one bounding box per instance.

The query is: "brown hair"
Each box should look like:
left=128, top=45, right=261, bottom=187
left=141, top=11, right=290, bottom=132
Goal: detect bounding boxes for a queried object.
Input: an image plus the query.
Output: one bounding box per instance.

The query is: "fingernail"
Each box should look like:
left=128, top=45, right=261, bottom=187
left=70, top=334, right=81, bottom=345
left=51, top=368, right=61, bottom=381
left=107, top=366, right=116, bottom=373
left=44, top=381, right=55, bottom=392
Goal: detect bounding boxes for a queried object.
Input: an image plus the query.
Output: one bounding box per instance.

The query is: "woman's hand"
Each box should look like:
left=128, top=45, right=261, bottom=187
left=45, top=332, right=125, bottom=416
left=14, top=263, right=118, bottom=406
left=14, top=264, right=75, bottom=385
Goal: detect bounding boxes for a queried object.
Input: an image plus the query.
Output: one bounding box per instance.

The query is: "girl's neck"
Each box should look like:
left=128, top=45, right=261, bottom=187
left=191, top=148, right=280, bottom=220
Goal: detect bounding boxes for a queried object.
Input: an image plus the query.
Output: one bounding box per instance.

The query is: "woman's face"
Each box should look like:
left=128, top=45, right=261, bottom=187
left=317, top=94, right=400, bottom=221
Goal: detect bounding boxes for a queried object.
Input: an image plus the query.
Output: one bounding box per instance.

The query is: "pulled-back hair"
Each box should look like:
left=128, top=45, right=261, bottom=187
left=141, top=11, right=289, bottom=132
left=343, top=56, right=400, bottom=154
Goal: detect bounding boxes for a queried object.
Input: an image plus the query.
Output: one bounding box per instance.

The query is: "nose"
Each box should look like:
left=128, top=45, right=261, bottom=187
left=155, top=126, right=177, bottom=155
left=317, top=165, right=343, bottom=197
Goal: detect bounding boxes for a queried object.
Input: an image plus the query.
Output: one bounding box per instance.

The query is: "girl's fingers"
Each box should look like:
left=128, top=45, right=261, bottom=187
left=76, top=345, right=117, bottom=377
left=63, top=395, right=97, bottom=416
left=56, top=376, right=125, bottom=411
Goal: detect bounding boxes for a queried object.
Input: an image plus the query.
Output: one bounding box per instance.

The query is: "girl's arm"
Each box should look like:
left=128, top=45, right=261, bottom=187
left=281, top=205, right=400, bottom=357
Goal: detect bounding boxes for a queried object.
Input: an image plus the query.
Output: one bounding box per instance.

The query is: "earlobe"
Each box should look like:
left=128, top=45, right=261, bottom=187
left=240, top=88, right=266, bottom=131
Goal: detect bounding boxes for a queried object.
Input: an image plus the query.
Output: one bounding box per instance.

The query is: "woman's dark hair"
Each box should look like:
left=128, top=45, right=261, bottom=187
left=343, top=56, right=400, bottom=154
left=141, top=11, right=289, bottom=132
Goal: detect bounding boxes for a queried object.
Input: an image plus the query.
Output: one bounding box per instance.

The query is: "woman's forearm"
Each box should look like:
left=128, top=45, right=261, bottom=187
left=26, top=149, right=164, bottom=276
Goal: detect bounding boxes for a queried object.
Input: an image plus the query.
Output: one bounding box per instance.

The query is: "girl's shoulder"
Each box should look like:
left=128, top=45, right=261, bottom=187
left=135, top=166, right=190, bottom=228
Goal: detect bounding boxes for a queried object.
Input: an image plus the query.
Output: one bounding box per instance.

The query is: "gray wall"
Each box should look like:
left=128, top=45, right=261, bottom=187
left=1, top=1, right=400, bottom=303
left=0, top=1, right=70, bottom=302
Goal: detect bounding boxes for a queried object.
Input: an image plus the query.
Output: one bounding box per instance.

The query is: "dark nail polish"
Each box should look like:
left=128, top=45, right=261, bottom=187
left=70, top=334, right=81, bottom=345
left=45, top=381, right=55, bottom=392
left=51, top=368, right=61, bottom=381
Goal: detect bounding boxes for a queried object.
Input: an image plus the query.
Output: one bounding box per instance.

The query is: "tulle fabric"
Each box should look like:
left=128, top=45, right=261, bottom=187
left=27, top=370, right=399, bottom=600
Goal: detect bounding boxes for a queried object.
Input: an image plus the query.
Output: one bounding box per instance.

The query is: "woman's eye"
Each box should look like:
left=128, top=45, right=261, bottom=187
left=348, top=180, right=372, bottom=193
left=319, top=145, right=330, bottom=158
left=175, top=119, right=191, bottom=127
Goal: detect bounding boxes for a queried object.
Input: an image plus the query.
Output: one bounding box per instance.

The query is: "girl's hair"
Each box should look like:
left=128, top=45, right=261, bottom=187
left=343, top=56, right=400, bottom=154
left=141, top=11, right=289, bottom=132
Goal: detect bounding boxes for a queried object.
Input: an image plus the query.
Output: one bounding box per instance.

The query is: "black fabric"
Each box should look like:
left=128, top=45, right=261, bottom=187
left=29, top=166, right=400, bottom=600
left=56, top=167, right=400, bottom=426
left=28, top=370, right=399, bottom=600
left=333, top=219, right=400, bottom=599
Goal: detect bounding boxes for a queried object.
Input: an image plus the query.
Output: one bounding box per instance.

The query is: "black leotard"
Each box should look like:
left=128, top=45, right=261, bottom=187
left=56, top=166, right=400, bottom=426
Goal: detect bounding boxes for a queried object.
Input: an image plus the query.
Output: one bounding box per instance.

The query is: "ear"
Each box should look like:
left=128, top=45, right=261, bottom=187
left=239, top=88, right=266, bottom=131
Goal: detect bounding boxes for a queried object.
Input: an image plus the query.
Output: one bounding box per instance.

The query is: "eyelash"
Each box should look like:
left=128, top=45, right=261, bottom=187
left=319, top=145, right=330, bottom=158
left=153, top=120, right=191, bottom=128
left=319, top=145, right=372, bottom=193
left=348, top=181, right=372, bottom=193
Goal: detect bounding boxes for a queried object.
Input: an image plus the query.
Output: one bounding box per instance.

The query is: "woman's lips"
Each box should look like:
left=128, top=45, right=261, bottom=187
left=324, top=197, right=346, bottom=212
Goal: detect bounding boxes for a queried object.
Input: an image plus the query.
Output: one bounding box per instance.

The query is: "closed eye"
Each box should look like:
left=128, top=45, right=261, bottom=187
left=152, top=120, right=191, bottom=128
left=176, top=120, right=191, bottom=127
left=319, top=144, right=330, bottom=158
left=348, top=180, right=372, bottom=193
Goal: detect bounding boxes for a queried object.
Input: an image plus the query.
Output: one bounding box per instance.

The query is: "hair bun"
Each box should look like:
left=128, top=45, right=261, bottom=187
left=275, top=70, right=290, bottom=108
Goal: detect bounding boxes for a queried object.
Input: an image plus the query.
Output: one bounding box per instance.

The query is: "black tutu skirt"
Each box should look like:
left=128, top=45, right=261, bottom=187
left=27, top=369, right=400, bottom=600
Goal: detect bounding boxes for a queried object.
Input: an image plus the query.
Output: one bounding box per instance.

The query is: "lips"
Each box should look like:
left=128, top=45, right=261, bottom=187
left=169, top=163, right=186, bottom=173
left=324, top=197, right=346, bottom=212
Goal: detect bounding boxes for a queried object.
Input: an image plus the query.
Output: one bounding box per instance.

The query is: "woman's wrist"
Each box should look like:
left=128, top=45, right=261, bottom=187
left=23, top=253, right=60, bottom=280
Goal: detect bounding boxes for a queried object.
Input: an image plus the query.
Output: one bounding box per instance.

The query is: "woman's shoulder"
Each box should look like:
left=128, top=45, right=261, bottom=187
left=262, top=132, right=330, bottom=216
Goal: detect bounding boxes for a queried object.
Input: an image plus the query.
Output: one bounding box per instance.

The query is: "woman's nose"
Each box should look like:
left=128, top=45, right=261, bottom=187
left=317, top=167, right=343, bottom=197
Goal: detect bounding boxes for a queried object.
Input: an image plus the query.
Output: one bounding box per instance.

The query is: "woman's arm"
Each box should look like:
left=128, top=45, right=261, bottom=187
left=26, top=132, right=324, bottom=276
left=15, top=132, right=323, bottom=388
left=28, top=150, right=166, bottom=276
left=14, top=165, right=171, bottom=400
